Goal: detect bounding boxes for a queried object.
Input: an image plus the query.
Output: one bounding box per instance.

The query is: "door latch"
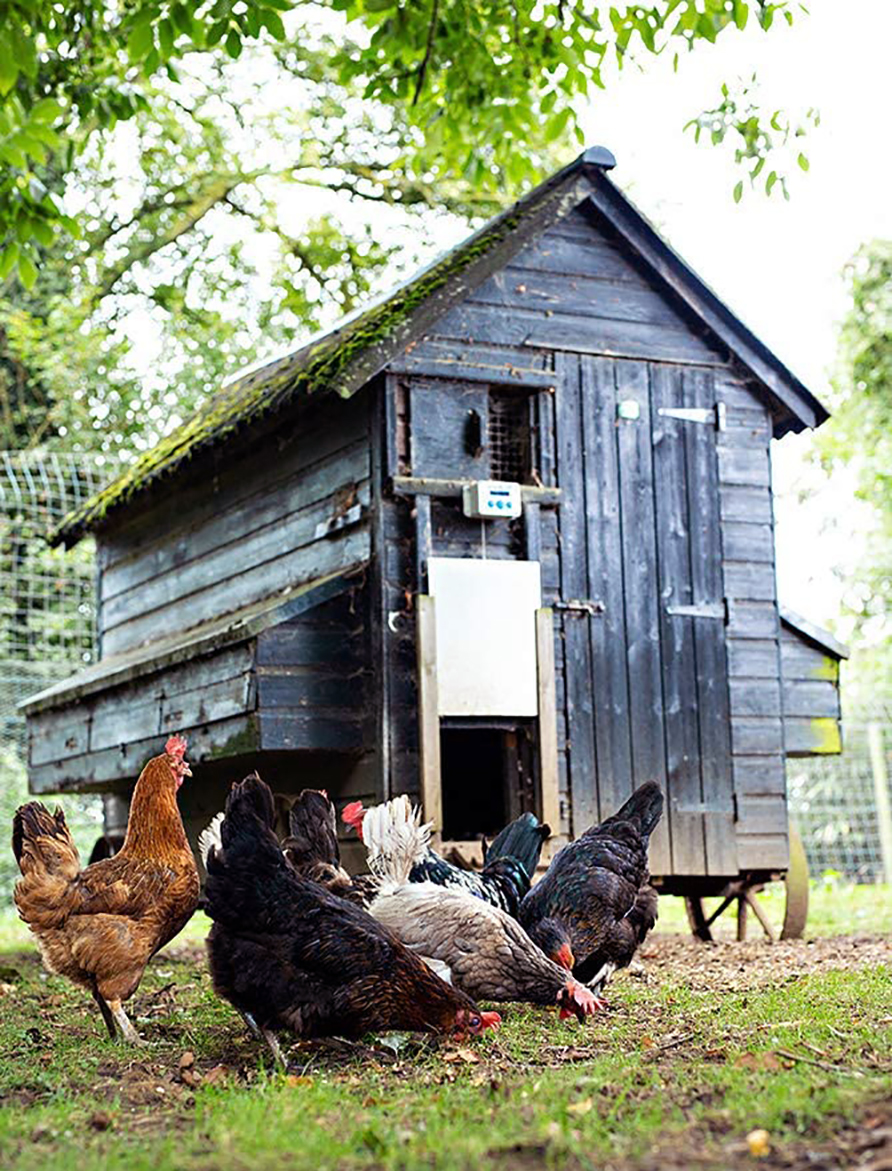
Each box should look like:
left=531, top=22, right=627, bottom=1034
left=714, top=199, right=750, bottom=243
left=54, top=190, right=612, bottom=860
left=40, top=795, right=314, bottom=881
left=657, top=402, right=726, bottom=431
left=554, top=599, right=606, bottom=617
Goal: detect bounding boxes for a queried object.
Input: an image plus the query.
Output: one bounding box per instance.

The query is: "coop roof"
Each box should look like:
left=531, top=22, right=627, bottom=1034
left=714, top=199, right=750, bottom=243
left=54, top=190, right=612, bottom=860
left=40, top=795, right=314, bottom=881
left=54, top=146, right=829, bottom=547
left=20, top=566, right=358, bottom=716
left=780, top=607, right=850, bottom=661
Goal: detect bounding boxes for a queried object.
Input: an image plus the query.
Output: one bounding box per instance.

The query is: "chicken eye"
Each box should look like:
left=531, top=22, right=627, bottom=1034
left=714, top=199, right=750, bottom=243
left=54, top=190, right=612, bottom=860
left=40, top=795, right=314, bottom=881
left=470, top=1015, right=481, bottom=1030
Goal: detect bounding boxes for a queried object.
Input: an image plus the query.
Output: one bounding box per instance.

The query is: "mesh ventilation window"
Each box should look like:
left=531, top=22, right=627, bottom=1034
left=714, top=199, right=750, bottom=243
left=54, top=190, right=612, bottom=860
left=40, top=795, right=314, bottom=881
left=488, top=391, right=532, bottom=483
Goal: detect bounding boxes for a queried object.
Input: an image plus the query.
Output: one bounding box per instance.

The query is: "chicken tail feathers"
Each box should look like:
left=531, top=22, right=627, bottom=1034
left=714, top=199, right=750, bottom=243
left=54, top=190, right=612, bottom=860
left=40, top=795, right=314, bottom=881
left=608, top=781, right=664, bottom=841
left=204, top=774, right=290, bottom=928
left=12, top=802, right=80, bottom=879
left=363, top=796, right=432, bottom=885
left=198, top=812, right=224, bottom=869
left=284, top=789, right=340, bottom=870
left=484, top=812, right=551, bottom=878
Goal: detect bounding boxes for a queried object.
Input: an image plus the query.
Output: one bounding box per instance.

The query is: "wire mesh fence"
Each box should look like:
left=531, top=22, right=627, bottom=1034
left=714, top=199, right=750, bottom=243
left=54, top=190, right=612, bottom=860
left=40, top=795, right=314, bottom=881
left=0, top=450, right=119, bottom=900
left=788, top=713, right=892, bottom=885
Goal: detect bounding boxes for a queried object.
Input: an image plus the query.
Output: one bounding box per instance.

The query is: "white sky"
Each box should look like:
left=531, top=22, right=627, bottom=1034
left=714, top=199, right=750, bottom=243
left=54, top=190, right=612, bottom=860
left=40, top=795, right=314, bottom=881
left=566, top=0, right=892, bottom=632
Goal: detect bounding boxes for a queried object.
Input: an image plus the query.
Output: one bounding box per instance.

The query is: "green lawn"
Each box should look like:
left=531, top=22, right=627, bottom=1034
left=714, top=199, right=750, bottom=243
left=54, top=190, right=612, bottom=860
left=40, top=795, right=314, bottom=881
left=0, top=886, right=889, bottom=1171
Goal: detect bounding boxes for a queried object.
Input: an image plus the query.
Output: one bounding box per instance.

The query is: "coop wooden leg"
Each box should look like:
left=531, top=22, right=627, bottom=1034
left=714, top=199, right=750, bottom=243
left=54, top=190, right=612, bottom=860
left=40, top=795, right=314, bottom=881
left=736, top=895, right=748, bottom=941
left=744, top=890, right=776, bottom=942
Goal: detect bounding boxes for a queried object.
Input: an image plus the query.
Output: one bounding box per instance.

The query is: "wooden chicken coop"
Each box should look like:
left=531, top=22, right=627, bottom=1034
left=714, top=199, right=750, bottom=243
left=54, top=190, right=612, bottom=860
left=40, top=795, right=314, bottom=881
left=23, top=146, right=845, bottom=939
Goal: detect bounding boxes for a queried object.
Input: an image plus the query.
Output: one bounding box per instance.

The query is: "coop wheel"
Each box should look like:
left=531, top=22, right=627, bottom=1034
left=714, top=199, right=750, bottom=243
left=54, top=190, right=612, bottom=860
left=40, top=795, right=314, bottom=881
left=779, top=825, right=809, bottom=940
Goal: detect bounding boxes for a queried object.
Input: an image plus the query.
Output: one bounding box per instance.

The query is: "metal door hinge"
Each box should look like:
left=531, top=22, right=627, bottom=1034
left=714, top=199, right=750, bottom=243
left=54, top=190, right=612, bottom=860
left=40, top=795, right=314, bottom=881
left=666, top=600, right=727, bottom=621
left=658, top=402, right=726, bottom=431
left=555, top=598, right=606, bottom=617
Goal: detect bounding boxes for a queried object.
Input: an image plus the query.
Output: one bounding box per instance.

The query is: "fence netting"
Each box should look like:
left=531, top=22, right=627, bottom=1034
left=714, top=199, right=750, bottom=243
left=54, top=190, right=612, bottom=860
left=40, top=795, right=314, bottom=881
left=0, top=450, right=118, bottom=899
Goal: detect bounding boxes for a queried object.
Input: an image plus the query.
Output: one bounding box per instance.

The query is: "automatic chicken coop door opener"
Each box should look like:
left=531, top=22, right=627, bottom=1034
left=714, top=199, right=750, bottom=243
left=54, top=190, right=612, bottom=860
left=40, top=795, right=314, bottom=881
left=427, top=558, right=541, bottom=717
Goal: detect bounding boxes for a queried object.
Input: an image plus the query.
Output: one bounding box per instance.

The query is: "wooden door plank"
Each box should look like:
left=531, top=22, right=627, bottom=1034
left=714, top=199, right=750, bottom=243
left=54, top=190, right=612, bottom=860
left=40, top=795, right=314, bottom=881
left=536, top=608, right=563, bottom=854
left=649, top=363, right=700, bottom=876
left=580, top=356, right=633, bottom=830
left=614, top=361, right=669, bottom=830
left=555, top=352, right=598, bottom=836
left=416, top=594, right=443, bottom=845
left=684, top=367, right=737, bottom=876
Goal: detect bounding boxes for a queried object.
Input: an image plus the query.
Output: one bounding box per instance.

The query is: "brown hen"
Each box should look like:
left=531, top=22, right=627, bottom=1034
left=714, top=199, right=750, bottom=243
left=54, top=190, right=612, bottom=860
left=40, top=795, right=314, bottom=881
left=12, top=734, right=200, bottom=1043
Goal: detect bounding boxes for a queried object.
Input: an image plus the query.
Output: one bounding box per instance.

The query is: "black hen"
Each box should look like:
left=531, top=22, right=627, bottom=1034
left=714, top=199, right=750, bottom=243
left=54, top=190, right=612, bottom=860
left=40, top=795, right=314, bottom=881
left=282, top=789, right=377, bottom=906
left=204, top=775, right=499, bottom=1064
left=519, top=782, right=664, bottom=995
left=343, top=798, right=550, bottom=917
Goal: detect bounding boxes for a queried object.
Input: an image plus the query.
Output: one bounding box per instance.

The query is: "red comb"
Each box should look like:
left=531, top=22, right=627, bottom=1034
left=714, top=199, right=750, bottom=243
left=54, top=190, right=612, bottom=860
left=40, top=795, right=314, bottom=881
left=341, top=801, right=365, bottom=827
left=165, top=734, right=188, bottom=759
left=480, top=1011, right=502, bottom=1031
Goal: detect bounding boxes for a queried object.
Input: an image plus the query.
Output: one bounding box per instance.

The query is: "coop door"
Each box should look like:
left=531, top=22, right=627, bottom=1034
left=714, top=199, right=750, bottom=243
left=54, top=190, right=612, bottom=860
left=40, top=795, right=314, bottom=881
left=416, top=559, right=560, bottom=849
left=570, top=358, right=736, bottom=878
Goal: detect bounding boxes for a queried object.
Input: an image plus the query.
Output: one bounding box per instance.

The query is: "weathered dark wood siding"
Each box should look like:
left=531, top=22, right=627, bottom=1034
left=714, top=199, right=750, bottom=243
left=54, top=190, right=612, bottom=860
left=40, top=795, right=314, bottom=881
left=97, top=395, right=372, bottom=657
left=256, top=579, right=371, bottom=753
left=717, top=373, right=788, bottom=871
left=780, top=621, right=843, bottom=755
left=27, top=643, right=258, bottom=794
left=385, top=203, right=791, bottom=877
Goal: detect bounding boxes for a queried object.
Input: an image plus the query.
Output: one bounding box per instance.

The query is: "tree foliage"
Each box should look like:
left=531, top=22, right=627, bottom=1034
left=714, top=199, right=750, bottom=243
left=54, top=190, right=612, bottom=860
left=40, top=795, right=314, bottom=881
left=1, top=0, right=809, bottom=283
left=0, top=30, right=505, bottom=454
left=816, top=241, right=892, bottom=694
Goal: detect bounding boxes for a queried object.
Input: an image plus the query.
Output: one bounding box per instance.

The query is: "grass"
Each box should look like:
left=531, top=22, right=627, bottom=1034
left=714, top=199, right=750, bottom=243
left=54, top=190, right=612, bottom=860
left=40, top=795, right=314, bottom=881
left=0, top=886, right=889, bottom=1171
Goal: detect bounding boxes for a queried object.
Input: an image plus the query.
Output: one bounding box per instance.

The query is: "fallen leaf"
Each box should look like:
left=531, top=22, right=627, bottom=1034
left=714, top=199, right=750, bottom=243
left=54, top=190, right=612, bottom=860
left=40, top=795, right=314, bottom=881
left=443, top=1047, right=479, bottom=1064
left=285, top=1075, right=313, bottom=1087
left=202, top=1065, right=229, bottom=1087
left=641, top=1036, right=655, bottom=1049
left=87, top=1112, right=113, bottom=1132
left=747, top=1129, right=771, bottom=1158
left=567, top=1098, right=593, bottom=1116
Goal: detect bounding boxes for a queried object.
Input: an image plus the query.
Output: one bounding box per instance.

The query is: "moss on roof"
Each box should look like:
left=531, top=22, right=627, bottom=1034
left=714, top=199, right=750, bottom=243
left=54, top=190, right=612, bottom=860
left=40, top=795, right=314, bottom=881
left=52, top=159, right=587, bottom=547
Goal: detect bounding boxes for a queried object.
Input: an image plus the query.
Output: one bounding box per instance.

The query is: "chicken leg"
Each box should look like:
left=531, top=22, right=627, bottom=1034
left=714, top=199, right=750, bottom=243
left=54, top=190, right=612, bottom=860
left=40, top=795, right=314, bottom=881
left=90, top=985, right=118, bottom=1040
left=107, top=997, right=146, bottom=1046
left=261, top=1027, right=285, bottom=1070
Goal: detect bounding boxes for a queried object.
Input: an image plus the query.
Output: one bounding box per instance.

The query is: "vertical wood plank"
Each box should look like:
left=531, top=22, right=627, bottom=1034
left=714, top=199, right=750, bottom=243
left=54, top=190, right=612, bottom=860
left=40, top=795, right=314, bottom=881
left=536, top=385, right=558, bottom=488
left=372, top=380, right=393, bottom=800
left=536, top=607, right=563, bottom=853
left=555, top=351, right=597, bottom=836
left=414, top=493, right=432, bottom=594
left=524, top=500, right=541, bottom=562
left=580, top=356, right=634, bottom=830
left=615, top=360, right=668, bottom=815
left=649, top=363, right=699, bottom=875
left=416, top=594, right=443, bottom=845
left=685, top=367, right=737, bottom=875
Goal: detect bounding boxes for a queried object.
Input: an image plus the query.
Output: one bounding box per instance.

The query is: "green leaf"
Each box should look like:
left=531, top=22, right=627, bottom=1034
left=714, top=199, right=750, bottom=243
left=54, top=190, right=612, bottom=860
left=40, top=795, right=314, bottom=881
left=0, top=37, right=19, bottom=95
left=0, top=242, right=19, bottom=279
left=127, top=21, right=156, bottom=60
left=766, top=170, right=778, bottom=196
left=798, top=152, right=810, bottom=171
left=32, top=219, right=55, bottom=246
left=733, top=180, right=744, bottom=203
left=158, top=18, right=176, bottom=58
left=29, top=98, right=63, bottom=124
left=225, top=29, right=243, bottom=58
left=18, top=251, right=37, bottom=289
left=259, top=10, right=287, bottom=40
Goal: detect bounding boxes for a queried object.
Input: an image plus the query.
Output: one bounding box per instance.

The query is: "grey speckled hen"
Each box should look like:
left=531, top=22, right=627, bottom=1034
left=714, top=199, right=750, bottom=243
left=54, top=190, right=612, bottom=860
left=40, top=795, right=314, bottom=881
left=369, top=882, right=601, bottom=1020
